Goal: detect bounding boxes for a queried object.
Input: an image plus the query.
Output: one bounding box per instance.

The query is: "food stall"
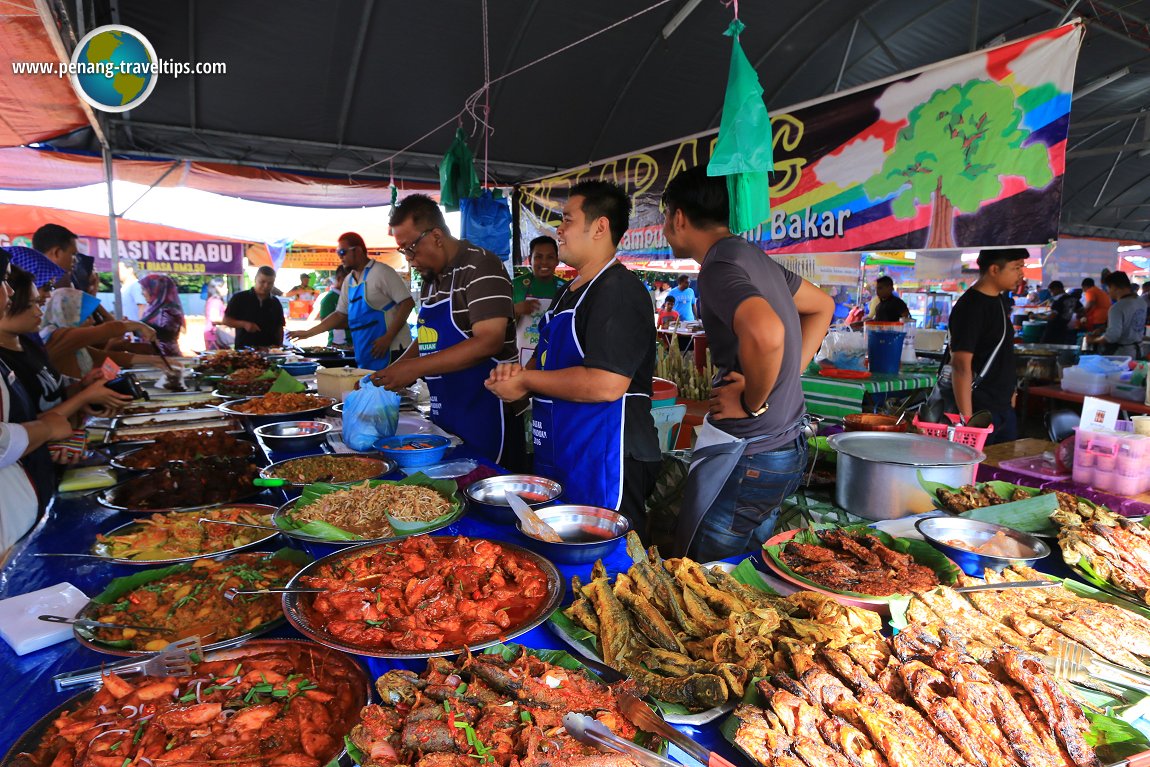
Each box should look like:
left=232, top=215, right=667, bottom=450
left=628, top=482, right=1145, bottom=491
left=5, top=346, right=1150, bottom=767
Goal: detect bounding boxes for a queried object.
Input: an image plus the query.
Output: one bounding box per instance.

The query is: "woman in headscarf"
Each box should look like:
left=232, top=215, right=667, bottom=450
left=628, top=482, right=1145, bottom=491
left=40, top=287, right=159, bottom=378
left=139, top=274, right=186, bottom=356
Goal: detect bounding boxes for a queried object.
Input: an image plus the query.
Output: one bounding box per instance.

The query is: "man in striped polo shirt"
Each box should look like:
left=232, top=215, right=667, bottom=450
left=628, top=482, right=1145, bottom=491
left=373, top=194, right=525, bottom=469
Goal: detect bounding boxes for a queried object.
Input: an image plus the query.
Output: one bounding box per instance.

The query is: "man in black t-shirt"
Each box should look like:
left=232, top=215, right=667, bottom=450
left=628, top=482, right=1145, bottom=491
left=946, top=248, right=1026, bottom=444
left=485, top=181, right=659, bottom=531
left=221, top=266, right=286, bottom=348
left=872, top=276, right=910, bottom=322
left=1042, top=281, right=1081, bottom=345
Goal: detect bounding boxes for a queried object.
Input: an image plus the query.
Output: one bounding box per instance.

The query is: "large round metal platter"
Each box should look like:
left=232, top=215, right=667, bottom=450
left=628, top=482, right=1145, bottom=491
left=260, top=452, right=397, bottom=488
left=109, top=439, right=257, bottom=471
left=97, top=475, right=260, bottom=515
left=282, top=537, right=564, bottom=658
left=0, top=639, right=370, bottom=767
left=71, top=550, right=309, bottom=657
left=89, top=504, right=281, bottom=565
left=217, top=395, right=336, bottom=423
left=271, top=482, right=464, bottom=545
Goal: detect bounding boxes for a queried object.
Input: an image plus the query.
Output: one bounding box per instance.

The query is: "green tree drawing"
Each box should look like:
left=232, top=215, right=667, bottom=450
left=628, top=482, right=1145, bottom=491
left=864, top=79, right=1054, bottom=249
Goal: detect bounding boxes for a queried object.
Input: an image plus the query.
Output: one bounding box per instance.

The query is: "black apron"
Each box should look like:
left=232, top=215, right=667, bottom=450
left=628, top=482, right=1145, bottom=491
left=0, top=359, right=55, bottom=511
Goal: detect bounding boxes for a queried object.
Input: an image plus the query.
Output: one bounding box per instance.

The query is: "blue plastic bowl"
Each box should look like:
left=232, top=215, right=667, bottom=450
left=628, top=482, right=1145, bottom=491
left=372, top=434, right=452, bottom=467
left=279, top=361, right=319, bottom=376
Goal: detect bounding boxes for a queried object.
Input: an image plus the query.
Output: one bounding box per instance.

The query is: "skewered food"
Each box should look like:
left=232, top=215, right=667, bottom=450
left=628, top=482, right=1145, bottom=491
left=778, top=529, right=941, bottom=596
left=732, top=624, right=1101, bottom=767
left=1054, top=501, right=1150, bottom=603
left=265, top=454, right=387, bottom=485
left=105, top=455, right=258, bottom=509
left=196, top=349, right=269, bottom=376
left=83, top=552, right=299, bottom=652
left=349, top=648, right=657, bottom=767
left=559, top=533, right=884, bottom=711
left=115, top=429, right=252, bottom=469
left=94, top=505, right=273, bottom=561
left=12, top=642, right=365, bottom=767
left=233, top=392, right=329, bottom=414
left=298, top=536, right=553, bottom=652
left=903, top=565, right=1150, bottom=673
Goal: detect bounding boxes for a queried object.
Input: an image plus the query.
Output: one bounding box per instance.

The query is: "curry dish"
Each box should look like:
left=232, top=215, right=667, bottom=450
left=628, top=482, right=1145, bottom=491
left=13, top=642, right=364, bottom=767
left=85, top=552, right=297, bottom=652
left=299, top=536, right=552, bottom=653
left=94, top=506, right=274, bottom=561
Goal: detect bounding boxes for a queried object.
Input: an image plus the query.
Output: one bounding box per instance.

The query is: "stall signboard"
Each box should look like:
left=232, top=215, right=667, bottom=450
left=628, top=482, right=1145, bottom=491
left=78, top=237, right=246, bottom=275
left=520, top=23, right=1082, bottom=259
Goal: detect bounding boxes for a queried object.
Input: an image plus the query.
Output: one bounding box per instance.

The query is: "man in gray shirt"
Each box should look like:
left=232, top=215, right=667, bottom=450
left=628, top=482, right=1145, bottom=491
left=1088, top=270, right=1147, bottom=358
left=662, top=165, right=834, bottom=560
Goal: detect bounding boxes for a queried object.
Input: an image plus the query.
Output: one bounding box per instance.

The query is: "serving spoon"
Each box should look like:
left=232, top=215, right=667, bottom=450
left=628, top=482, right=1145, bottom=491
left=197, top=517, right=284, bottom=533
left=223, top=587, right=326, bottom=601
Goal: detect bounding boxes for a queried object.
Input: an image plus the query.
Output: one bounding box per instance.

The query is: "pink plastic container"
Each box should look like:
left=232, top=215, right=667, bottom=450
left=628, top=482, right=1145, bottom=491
left=1113, top=473, right=1143, bottom=497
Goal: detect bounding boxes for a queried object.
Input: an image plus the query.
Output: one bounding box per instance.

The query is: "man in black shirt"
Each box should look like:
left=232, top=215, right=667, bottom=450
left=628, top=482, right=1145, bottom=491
left=946, top=248, right=1026, bottom=444
left=485, top=180, right=659, bottom=531
left=1042, top=281, right=1081, bottom=345
left=872, top=275, right=910, bottom=322
left=221, top=266, right=286, bottom=348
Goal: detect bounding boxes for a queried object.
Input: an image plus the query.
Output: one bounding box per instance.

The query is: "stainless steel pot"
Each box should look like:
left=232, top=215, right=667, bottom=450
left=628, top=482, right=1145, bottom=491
left=827, top=432, right=984, bottom=520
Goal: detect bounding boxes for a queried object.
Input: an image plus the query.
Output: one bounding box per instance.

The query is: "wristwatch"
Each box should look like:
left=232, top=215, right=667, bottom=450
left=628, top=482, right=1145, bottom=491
left=741, top=393, right=769, bottom=418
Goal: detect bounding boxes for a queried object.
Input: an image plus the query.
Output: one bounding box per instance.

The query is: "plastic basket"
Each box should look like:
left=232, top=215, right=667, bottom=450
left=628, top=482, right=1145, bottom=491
left=912, top=413, right=994, bottom=451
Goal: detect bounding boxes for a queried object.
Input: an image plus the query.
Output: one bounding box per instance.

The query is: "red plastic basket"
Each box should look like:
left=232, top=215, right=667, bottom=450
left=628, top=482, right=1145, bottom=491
left=912, top=413, right=994, bottom=451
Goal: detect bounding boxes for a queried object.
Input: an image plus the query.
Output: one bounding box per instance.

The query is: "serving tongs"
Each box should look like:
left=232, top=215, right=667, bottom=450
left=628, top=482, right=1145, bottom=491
left=1047, top=636, right=1150, bottom=695
left=223, top=587, right=326, bottom=601
left=39, top=615, right=167, bottom=632
left=563, top=712, right=679, bottom=767
left=953, top=580, right=1060, bottom=593
left=51, top=636, right=203, bottom=691
left=151, top=341, right=178, bottom=373
left=617, top=691, right=740, bottom=767
left=198, top=517, right=284, bottom=533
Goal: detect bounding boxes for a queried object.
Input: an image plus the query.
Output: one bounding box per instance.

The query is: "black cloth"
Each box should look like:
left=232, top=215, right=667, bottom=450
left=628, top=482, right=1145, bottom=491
left=946, top=289, right=1016, bottom=413
left=1043, top=292, right=1081, bottom=345
left=698, top=237, right=805, bottom=453
left=0, top=337, right=67, bottom=414
left=549, top=261, right=659, bottom=462
left=620, top=457, right=660, bottom=537
left=874, top=295, right=910, bottom=322
left=224, top=289, right=286, bottom=348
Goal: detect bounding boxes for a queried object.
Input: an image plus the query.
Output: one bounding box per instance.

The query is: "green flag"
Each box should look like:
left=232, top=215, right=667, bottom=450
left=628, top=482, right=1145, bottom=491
left=439, top=128, right=481, bottom=212
left=707, top=19, right=774, bottom=233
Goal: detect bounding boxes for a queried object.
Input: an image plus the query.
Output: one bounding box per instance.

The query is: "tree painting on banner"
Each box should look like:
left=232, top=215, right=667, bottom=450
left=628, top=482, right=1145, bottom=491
left=518, top=22, right=1083, bottom=260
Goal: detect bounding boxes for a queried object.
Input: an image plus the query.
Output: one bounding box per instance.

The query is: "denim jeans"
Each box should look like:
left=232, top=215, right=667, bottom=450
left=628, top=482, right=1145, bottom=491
left=687, top=434, right=808, bottom=561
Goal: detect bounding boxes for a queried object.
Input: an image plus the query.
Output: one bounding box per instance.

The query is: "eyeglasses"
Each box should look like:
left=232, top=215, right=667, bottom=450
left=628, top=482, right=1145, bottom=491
left=336, top=246, right=359, bottom=256
left=399, top=229, right=434, bottom=257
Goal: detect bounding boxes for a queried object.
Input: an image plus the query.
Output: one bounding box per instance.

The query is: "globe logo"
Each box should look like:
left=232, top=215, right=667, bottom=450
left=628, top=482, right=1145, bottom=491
left=69, top=25, right=158, bottom=113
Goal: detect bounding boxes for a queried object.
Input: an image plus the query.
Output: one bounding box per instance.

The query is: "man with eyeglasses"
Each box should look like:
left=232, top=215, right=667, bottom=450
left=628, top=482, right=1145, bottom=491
left=288, top=233, right=413, bottom=369
left=372, top=194, right=524, bottom=468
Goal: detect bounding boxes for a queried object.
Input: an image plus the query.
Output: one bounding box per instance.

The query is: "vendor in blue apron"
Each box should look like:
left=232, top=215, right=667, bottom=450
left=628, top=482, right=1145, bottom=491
left=288, top=232, right=413, bottom=370
left=373, top=195, right=525, bottom=468
left=485, top=180, right=660, bottom=531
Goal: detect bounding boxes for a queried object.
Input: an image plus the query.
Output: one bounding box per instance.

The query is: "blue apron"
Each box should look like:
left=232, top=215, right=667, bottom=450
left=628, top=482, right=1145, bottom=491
left=346, top=263, right=396, bottom=372
left=417, top=275, right=507, bottom=464
left=532, top=262, right=638, bottom=510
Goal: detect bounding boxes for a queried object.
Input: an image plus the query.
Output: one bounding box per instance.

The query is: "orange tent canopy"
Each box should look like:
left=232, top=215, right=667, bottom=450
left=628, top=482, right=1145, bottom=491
left=0, top=203, right=247, bottom=243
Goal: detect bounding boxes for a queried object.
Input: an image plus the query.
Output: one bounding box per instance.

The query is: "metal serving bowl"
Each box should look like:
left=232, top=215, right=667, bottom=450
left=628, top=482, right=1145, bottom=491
left=464, top=474, right=563, bottom=525
left=218, top=395, right=335, bottom=428
left=254, top=420, right=333, bottom=452
left=915, top=517, right=1051, bottom=576
left=516, top=505, right=631, bottom=564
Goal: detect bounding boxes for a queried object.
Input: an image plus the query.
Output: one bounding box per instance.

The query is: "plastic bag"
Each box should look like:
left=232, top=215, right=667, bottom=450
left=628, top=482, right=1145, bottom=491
left=460, top=190, right=512, bottom=257
left=819, top=328, right=868, bottom=370
left=341, top=376, right=400, bottom=452
left=439, top=128, right=481, bottom=212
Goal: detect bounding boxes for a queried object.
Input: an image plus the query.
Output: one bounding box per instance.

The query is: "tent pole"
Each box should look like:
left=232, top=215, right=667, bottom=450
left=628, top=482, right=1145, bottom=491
left=104, top=145, right=123, bottom=320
